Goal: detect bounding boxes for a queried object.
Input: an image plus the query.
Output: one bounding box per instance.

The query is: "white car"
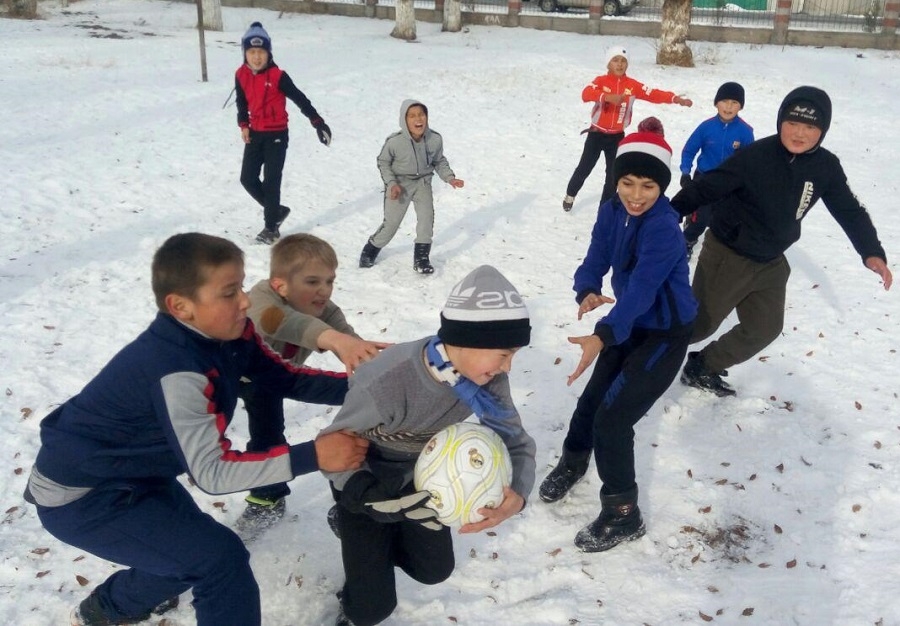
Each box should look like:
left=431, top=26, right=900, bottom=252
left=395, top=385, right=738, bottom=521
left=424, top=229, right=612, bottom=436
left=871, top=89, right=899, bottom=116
left=537, top=0, right=639, bottom=16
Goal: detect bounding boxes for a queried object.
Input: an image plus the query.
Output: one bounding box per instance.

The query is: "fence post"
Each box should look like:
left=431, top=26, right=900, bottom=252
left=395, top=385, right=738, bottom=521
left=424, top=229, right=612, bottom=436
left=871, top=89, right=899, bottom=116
left=365, top=0, right=378, bottom=18
left=435, top=0, right=445, bottom=17
left=587, top=0, right=603, bottom=34
left=509, top=0, right=521, bottom=27
left=882, top=0, right=899, bottom=33
left=772, top=0, right=792, bottom=44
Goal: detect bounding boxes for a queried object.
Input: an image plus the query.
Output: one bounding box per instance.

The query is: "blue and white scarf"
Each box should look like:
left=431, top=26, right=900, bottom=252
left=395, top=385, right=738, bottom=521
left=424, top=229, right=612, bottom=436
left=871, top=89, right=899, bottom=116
left=425, top=336, right=516, bottom=436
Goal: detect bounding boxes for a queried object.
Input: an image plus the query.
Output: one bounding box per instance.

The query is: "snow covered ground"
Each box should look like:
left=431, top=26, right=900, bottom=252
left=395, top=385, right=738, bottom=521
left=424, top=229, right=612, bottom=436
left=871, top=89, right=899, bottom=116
left=1, top=2, right=899, bottom=624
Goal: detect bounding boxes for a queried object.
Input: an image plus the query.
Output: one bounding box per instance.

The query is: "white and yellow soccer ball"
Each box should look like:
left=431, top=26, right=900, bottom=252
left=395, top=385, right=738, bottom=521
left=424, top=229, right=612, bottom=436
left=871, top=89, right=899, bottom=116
left=413, top=422, right=512, bottom=529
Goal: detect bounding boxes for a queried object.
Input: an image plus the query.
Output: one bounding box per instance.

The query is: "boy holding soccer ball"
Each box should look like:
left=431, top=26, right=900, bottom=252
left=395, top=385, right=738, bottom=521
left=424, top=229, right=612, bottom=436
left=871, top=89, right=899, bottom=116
left=321, top=265, right=537, bottom=626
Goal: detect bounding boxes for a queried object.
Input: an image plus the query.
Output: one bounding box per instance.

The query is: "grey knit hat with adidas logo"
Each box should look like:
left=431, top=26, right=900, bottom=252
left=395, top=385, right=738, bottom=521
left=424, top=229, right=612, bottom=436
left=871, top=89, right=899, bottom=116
left=438, top=265, right=531, bottom=349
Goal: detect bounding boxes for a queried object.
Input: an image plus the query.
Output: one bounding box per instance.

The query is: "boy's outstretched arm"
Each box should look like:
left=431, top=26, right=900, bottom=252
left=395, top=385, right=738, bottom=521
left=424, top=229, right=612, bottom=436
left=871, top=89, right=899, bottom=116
left=317, top=328, right=390, bottom=374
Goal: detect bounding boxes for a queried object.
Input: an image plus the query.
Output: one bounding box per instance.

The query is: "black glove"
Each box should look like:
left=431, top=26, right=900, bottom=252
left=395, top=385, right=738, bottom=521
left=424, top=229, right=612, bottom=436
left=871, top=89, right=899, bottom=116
left=680, top=174, right=692, bottom=189
left=312, top=117, right=332, bottom=146
left=340, top=471, right=442, bottom=530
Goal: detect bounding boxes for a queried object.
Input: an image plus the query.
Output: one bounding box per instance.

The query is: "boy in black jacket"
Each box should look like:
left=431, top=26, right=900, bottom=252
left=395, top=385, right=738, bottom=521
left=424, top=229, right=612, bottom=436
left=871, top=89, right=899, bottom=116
left=672, top=86, right=892, bottom=396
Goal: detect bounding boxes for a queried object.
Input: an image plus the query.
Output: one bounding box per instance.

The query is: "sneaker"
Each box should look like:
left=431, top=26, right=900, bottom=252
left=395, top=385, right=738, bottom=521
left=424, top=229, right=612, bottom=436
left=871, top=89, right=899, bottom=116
left=235, top=495, right=286, bottom=540
left=275, top=205, right=291, bottom=227
left=71, top=591, right=179, bottom=626
left=327, top=504, right=341, bottom=539
left=255, top=227, right=280, bottom=245
left=562, top=195, right=575, bottom=212
left=680, top=351, right=736, bottom=397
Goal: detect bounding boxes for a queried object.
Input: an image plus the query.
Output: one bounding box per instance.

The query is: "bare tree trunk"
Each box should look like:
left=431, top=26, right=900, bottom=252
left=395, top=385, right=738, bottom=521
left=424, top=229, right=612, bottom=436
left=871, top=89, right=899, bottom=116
left=7, top=0, right=39, bottom=18
left=391, top=0, right=418, bottom=40
left=443, top=0, right=462, bottom=32
left=657, top=0, right=694, bottom=67
left=201, top=0, right=223, bottom=32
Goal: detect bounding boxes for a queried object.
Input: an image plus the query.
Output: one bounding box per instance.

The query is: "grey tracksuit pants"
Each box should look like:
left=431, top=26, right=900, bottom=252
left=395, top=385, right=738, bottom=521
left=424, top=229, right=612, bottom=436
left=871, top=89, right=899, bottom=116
left=369, top=176, right=434, bottom=248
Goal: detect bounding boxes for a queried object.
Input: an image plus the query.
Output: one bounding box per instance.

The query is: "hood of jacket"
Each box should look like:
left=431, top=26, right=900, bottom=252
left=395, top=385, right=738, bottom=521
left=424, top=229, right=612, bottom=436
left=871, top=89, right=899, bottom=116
left=399, top=99, right=428, bottom=139
left=776, top=86, right=831, bottom=149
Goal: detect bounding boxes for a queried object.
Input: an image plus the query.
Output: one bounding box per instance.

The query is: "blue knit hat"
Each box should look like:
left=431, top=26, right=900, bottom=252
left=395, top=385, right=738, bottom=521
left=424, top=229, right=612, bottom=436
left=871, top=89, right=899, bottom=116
left=242, top=22, right=271, bottom=52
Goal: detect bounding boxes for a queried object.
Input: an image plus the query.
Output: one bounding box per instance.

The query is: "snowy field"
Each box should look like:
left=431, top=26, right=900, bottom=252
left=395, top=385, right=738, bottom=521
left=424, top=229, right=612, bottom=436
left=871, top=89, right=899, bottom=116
left=1, top=1, right=899, bottom=624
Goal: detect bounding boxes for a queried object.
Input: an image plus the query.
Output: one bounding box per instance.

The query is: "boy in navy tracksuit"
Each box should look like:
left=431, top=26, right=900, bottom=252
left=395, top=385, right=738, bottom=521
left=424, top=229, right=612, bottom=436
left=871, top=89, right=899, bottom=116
left=236, top=22, right=333, bottom=245
left=540, top=125, right=697, bottom=553
left=25, top=233, right=368, bottom=626
left=679, top=82, right=754, bottom=259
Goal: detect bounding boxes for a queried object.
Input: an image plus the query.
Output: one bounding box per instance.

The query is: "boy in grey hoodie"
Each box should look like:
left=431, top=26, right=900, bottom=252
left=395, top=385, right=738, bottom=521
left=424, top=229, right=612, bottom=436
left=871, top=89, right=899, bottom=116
left=359, top=100, right=464, bottom=274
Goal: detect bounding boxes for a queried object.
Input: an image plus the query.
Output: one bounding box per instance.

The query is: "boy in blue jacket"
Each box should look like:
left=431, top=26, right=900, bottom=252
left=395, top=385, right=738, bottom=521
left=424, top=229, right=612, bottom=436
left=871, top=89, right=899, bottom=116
left=679, top=81, right=754, bottom=258
left=25, top=233, right=368, bottom=626
left=539, top=125, right=697, bottom=553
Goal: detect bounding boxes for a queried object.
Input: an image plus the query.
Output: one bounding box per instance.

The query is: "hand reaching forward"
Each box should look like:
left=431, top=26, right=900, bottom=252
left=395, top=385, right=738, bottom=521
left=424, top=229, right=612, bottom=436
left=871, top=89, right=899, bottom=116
left=567, top=334, right=604, bottom=386
left=577, top=293, right=616, bottom=320
left=458, top=487, right=525, bottom=534
left=317, top=329, right=390, bottom=375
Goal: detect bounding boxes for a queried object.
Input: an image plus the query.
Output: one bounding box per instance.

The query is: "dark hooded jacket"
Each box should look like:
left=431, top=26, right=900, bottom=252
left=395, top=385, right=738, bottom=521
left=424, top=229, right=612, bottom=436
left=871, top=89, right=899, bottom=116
left=671, top=86, right=886, bottom=265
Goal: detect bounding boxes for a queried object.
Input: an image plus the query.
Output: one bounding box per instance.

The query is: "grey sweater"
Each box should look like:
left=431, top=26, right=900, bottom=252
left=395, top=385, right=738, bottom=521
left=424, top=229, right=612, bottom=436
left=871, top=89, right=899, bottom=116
left=246, top=279, right=357, bottom=366
left=376, top=99, right=455, bottom=188
left=322, top=337, right=536, bottom=501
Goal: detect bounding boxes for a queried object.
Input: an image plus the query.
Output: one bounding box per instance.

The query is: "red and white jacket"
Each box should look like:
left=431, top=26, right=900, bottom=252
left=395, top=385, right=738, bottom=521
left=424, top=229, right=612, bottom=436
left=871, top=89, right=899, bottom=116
left=582, top=74, right=678, bottom=134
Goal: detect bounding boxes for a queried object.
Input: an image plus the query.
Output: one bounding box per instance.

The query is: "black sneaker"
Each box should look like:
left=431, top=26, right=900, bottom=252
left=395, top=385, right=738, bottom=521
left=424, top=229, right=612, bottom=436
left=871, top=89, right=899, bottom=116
left=235, top=496, right=286, bottom=541
left=538, top=448, right=591, bottom=503
left=255, top=227, right=280, bottom=245
left=327, top=504, right=341, bottom=539
left=71, top=591, right=179, bottom=626
left=680, top=351, right=736, bottom=397
left=275, top=205, right=291, bottom=227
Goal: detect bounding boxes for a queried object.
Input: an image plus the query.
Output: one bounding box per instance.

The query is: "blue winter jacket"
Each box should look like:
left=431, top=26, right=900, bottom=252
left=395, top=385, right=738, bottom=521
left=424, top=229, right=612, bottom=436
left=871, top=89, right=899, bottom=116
left=573, top=196, right=698, bottom=346
left=29, top=313, right=347, bottom=507
left=680, top=115, right=754, bottom=176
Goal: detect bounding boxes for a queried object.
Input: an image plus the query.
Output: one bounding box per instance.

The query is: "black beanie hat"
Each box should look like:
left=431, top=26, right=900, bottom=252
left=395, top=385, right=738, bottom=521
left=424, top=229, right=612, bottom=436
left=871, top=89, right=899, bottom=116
left=714, top=82, right=745, bottom=108
left=438, top=266, right=531, bottom=349
left=613, top=130, right=673, bottom=193
left=777, top=86, right=832, bottom=138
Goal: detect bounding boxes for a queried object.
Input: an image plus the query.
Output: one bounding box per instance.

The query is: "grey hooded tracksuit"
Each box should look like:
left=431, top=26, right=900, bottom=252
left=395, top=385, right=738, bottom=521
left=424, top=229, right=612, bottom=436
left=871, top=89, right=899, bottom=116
left=369, top=99, right=456, bottom=248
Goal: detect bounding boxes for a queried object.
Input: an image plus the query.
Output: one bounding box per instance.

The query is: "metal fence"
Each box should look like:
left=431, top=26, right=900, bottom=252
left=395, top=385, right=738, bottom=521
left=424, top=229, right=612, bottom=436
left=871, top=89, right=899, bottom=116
left=480, top=0, right=887, bottom=32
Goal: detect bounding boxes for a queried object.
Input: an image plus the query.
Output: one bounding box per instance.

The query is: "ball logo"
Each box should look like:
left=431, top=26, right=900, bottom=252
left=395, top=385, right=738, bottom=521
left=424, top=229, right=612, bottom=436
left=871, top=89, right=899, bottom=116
left=468, top=447, right=484, bottom=469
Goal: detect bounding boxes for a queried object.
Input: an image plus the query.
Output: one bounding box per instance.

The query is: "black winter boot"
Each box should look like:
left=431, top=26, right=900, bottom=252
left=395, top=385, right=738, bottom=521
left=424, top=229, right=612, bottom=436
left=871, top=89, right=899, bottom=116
left=413, top=243, right=434, bottom=274
left=359, top=242, right=381, bottom=268
left=538, top=447, right=591, bottom=503
left=574, top=484, right=646, bottom=553
left=680, top=351, right=736, bottom=397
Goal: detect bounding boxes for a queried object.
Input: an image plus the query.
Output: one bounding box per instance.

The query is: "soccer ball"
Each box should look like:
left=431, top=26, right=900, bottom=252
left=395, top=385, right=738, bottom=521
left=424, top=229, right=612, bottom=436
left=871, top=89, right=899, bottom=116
left=414, top=422, right=512, bottom=529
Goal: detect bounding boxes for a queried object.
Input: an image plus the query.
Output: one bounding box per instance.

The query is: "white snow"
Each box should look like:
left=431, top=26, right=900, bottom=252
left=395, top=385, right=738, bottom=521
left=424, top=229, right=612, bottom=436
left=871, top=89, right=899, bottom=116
left=1, top=2, right=898, bottom=624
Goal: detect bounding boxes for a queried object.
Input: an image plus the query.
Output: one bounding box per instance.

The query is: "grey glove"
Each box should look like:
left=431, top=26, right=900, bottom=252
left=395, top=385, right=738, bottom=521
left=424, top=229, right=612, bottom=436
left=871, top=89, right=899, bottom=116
left=365, top=490, right=442, bottom=531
